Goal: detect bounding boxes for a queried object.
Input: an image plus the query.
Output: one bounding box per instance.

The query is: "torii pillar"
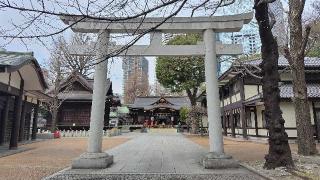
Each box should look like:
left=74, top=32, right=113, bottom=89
left=72, top=30, right=113, bottom=169
left=202, top=29, right=238, bottom=168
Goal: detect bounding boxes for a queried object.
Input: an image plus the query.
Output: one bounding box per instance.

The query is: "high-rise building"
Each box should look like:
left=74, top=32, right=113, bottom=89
left=215, top=0, right=261, bottom=74
left=122, top=56, right=149, bottom=104
left=216, top=0, right=261, bottom=55
left=231, top=32, right=259, bottom=54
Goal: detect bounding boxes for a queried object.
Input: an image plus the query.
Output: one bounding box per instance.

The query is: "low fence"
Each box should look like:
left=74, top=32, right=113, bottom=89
left=36, top=128, right=122, bottom=138
left=60, top=129, right=122, bottom=137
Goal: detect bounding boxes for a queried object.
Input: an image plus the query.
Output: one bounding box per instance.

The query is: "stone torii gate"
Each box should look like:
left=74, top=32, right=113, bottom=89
left=60, top=12, right=252, bottom=169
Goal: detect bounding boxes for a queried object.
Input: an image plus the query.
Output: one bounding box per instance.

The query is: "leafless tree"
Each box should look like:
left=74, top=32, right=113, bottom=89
left=306, top=2, right=320, bottom=57
left=45, top=37, right=70, bottom=132
left=60, top=33, right=95, bottom=77
left=0, top=0, right=236, bottom=60
left=282, top=0, right=318, bottom=156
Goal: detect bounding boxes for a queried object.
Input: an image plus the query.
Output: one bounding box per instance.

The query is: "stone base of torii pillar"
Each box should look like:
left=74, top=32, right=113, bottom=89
left=202, top=153, right=239, bottom=169
left=72, top=152, right=113, bottom=169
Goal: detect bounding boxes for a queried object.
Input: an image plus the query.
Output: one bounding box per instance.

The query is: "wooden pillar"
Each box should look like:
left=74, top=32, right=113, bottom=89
left=223, top=111, right=227, bottom=136
left=312, top=102, right=320, bottom=142
left=221, top=88, right=227, bottom=136
left=239, top=77, right=247, bottom=139
left=254, top=106, right=259, bottom=137
left=31, top=100, right=40, bottom=140
left=240, top=106, right=247, bottom=139
left=228, top=85, right=235, bottom=137
left=9, top=80, right=24, bottom=150
left=104, top=98, right=111, bottom=127
left=19, top=96, right=27, bottom=142
left=230, top=110, right=235, bottom=137
left=0, top=96, right=10, bottom=145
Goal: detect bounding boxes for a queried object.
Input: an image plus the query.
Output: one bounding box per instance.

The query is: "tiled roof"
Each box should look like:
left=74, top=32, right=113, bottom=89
left=0, top=51, right=34, bottom=68
left=57, top=87, right=112, bottom=100
left=279, top=84, right=320, bottom=98
left=219, top=56, right=320, bottom=84
left=244, top=84, right=320, bottom=103
left=243, top=56, right=320, bottom=67
left=0, top=50, right=48, bottom=89
left=51, top=72, right=111, bottom=100
left=130, top=96, right=191, bottom=110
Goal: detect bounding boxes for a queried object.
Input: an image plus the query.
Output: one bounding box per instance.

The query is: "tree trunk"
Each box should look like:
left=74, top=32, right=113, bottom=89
left=50, top=96, right=59, bottom=132
left=292, top=67, right=317, bottom=155
left=186, top=88, right=199, bottom=134
left=186, top=89, right=197, bottom=106
left=104, top=99, right=111, bottom=127
left=190, top=119, right=199, bottom=134
left=50, top=63, right=62, bottom=132
left=288, top=0, right=318, bottom=156
left=255, top=1, right=294, bottom=169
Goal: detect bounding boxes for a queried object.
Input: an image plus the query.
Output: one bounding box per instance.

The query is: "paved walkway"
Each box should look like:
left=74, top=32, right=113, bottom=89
left=47, top=132, right=265, bottom=180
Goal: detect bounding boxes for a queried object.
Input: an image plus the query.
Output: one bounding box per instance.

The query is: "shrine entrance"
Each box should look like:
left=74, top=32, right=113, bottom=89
left=60, top=12, right=253, bottom=169
left=129, top=96, right=189, bottom=127
left=153, top=109, right=174, bottom=126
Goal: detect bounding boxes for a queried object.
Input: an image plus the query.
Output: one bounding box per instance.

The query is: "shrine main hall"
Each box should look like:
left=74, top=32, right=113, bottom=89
left=128, top=96, right=191, bottom=126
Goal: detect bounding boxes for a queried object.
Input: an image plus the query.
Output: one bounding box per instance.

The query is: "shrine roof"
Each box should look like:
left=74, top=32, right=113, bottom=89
left=49, top=72, right=112, bottom=100
left=0, top=50, right=48, bottom=90
left=218, top=56, right=320, bottom=86
left=242, top=56, right=320, bottom=68
left=244, top=83, right=320, bottom=105
left=130, top=96, right=190, bottom=110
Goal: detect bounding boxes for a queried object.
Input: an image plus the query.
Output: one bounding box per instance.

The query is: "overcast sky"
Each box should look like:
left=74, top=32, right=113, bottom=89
left=0, top=0, right=316, bottom=95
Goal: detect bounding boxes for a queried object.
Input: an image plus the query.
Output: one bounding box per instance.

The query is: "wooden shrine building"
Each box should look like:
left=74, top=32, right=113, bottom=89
left=218, top=56, right=320, bottom=140
left=0, top=50, right=48, bottom=149
left=129, top=96, right=190, bottom=127
left=47, top=72, right=113, bottom=130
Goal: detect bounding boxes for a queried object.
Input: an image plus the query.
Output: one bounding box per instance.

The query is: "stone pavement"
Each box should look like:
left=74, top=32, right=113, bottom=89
left=46, top=132, right=266, bottom=180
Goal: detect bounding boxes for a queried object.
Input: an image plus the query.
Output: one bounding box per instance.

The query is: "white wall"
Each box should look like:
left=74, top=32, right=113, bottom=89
left=244, top=85, right=259, bottom=99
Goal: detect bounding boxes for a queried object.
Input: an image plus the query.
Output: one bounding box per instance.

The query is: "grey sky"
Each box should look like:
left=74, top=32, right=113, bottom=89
left=0, top=0, right=316, bottom=94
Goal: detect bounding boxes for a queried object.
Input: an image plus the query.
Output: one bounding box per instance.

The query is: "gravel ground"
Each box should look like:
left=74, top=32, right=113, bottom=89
left=0, top=137, right=128, bottom=180
left=186, top=135, right=320, bottom=180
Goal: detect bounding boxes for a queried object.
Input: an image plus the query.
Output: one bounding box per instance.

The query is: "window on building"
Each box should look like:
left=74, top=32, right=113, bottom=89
left=248, top=34, right=256, bottom=54
left=232, top=35, right=242, bottom=45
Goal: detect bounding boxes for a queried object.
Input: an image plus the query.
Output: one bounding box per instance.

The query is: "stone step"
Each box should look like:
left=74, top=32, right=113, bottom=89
left=148, top=128, right=177, bottom=133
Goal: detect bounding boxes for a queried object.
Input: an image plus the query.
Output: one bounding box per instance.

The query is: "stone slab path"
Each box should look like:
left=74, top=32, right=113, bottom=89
left=46, top=132, right=266, bottom=180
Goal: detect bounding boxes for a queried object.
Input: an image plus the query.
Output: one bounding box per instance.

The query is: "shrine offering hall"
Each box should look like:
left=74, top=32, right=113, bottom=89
left=128, top=96, right=190, bottom=127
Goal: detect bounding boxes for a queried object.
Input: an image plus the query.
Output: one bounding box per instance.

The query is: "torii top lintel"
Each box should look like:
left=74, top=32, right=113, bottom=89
left=60, top=12, right=253, bottom=33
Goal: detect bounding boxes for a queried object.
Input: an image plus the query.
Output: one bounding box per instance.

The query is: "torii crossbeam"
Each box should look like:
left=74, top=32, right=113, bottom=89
left=60, top=12, right=253, bottom=170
